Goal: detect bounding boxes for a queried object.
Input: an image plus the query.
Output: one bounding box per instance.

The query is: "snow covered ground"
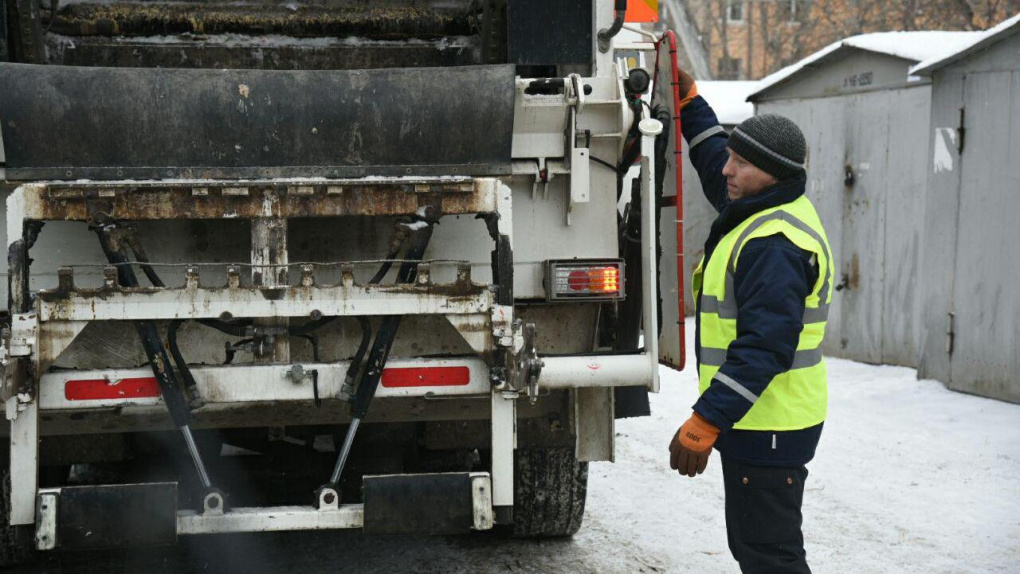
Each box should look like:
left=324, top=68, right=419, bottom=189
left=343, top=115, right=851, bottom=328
left=582, top=322, right=1020, bottom=573
left=18, top=319, right=1020, bottom=573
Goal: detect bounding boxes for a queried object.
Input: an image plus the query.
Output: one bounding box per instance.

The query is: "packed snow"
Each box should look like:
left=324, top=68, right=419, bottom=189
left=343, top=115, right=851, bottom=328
left=911, top=12, right=1020, bottom=75
left=752, top=31, right=981, bottom=97
left=581, top=318, right=1020, bottom=573
left=16, top=319, right=1020, bottom=573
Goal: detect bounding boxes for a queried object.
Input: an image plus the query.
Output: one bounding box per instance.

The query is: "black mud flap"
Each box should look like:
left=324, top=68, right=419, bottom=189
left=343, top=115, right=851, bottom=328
left=41, top=483, right=178, bottom=551
left=363, top=472, right=492, bottom=535
left=0, top=63, right=515, bottom=181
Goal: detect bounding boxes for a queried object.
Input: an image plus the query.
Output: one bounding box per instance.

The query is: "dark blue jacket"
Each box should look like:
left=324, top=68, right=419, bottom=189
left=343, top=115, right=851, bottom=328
left=681, top=96, right=823, bottom=467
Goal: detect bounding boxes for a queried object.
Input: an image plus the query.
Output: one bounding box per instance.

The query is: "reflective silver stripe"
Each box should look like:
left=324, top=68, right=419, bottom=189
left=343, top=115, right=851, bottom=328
left=803, top=304, right=829, bottom=324
left=689, top=125, right=726, bottom=149
left=791, top=347, right=823, bottom=369
left=700, top=294, right=737, bottom=319
left=728, top=210, right=833, bottom=307
left=699, top=347, right=728, bottom=366
left=732, top=126, right=806, bottom=170
left=703, top=296, right=827, bottom=323
left=700, top=346, right=823, bottom=369
left=699, top=272, right=738, bottom=319
left=713, top=372, right=759, bottom=404
left=704, top=271, right=825, bottom=322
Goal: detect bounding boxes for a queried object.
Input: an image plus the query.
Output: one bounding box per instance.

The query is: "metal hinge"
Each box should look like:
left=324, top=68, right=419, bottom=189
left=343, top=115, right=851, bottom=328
left=946, top=311, right=955, bottom=356
left=957, top=107, right=966, bottom=155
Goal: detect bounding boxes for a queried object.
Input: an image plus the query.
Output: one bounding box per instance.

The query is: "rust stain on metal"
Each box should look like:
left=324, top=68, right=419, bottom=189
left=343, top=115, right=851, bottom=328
left=49, top=4, right=472, bottom=39
left=36, top=181, right=493, bottom=221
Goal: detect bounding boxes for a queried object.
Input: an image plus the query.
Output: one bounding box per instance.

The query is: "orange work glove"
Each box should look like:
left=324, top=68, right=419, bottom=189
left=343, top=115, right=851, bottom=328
left=668, top=413, right=719, bottom=477
left=678, top=68, right=698, bottom=110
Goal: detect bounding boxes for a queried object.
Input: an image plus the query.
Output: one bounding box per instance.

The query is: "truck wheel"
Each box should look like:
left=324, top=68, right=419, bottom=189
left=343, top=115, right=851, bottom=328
left=512, top=447, right=588, bottom=538
left=0, top=470, right=36, bottom=567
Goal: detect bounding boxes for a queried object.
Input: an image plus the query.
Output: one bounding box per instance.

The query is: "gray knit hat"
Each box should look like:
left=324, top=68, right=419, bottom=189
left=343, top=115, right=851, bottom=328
left=727, top=114, right=807, bottom=181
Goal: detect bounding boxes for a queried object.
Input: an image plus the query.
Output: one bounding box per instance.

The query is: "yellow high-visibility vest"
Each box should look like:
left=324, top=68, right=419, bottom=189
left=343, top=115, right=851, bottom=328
left=693, top=195, right=834, bottom=431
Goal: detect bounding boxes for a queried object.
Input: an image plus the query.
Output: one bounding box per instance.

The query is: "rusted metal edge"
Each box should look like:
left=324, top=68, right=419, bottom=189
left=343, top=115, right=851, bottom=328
left=35, top=284, right=492, bottom=323
left=39, top=263, right=484, bottom=300
left=13, top=178, right=499, bottom=221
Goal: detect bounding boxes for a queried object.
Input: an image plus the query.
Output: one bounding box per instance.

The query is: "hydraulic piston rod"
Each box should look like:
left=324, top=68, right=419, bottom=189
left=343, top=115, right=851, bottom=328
left=92, top=219, right=214, bottom=492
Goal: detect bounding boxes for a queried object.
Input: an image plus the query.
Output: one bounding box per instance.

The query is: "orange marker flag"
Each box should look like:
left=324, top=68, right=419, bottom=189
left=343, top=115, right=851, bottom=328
left=625, top=0, right=659, bottom=23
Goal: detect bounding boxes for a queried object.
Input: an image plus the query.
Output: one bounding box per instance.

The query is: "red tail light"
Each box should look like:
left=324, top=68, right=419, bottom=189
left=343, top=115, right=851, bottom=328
left=545, top=259, right=625, bottom=301
left=65, top=377, right=161, bottom=401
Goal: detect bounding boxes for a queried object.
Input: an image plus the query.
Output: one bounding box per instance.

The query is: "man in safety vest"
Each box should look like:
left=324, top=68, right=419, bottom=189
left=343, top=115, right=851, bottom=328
left=666, top=70, right=833, bottom=574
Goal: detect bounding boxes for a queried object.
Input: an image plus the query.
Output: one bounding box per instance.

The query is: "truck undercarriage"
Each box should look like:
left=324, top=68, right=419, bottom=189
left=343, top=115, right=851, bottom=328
left=0, top=0, right=686, bottom=561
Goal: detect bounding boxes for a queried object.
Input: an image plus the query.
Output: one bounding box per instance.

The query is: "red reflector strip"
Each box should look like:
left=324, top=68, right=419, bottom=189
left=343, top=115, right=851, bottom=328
left=381, top=367, right=471, bottom=388
left=65, top=377, right=162, bottom=401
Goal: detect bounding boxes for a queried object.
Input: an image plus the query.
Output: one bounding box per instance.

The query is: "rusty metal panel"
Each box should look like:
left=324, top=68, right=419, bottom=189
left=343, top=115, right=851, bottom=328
left=0, top=63, right=515, bottom=181
left=836, top=93, right=888, bottom=364
left=20, top=179, right=496, bottom=221
left=880, top=86, right=932, bottom=367
left=755, top=96, right=849, bottom=358
left=917, top=74, right=965, bottom=385
left=947, top=68, right=1020, bottom=403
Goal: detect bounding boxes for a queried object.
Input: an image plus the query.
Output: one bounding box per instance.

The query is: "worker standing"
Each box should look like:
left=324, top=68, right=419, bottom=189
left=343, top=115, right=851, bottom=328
left=666, top=70, right=833, bottom=574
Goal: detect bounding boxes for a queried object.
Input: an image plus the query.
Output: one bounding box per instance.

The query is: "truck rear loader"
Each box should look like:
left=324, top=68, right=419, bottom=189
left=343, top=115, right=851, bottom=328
left=0, top=0, right=687, bottom=561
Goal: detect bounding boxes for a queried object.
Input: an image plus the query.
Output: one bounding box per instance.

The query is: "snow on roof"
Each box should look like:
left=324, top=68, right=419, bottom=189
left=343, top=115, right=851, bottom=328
left=749, top=31, right=980, bottom=100
left=697, top=81, right=757, bottom=125
left=910, top=12, right=1020, bottom=76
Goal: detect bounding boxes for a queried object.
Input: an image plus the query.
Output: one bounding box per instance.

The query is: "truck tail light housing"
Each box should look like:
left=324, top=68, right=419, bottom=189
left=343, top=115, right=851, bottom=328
left=544, top=259, right=625, bottom=301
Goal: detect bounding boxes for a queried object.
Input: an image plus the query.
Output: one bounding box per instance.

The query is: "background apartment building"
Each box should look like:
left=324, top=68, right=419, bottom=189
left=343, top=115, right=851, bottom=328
left=678, top=0, right=1019, bottom=79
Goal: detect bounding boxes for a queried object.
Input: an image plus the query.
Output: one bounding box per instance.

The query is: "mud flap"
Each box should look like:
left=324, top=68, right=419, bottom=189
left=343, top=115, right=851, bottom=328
left=0, top=63, right=515, bottom=181
left=362, top=472, right=493, bottom=535
left=37, top=483, right=178, bottom=551
left=651, top=31, right=687, bottom=371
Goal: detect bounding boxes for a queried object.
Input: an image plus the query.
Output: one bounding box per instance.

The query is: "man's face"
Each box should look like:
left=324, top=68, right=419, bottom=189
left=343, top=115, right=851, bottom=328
left=721, top=149, right=779, bottom=201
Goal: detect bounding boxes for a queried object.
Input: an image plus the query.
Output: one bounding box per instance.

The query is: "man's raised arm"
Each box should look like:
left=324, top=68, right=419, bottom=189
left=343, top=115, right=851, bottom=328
left=676, top=72, right=731, bottom=213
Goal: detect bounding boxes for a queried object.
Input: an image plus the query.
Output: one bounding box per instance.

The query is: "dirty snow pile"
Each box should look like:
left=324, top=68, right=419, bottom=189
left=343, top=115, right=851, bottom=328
left=580, top=318, right=1020, bottom=573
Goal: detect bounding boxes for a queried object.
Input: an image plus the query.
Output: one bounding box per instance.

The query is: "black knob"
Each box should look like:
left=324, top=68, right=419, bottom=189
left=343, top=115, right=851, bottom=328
left=625, top=69, right=651, bottom=95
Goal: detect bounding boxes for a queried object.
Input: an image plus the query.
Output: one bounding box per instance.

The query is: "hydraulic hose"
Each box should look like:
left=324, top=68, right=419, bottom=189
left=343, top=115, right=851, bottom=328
left=343, top=317, right=373, bottom=394
left=597, top=0, right=627, bottom=53
left=328, top=222, right=435, bottom=487
left=92, top=220, right=213, bottom=490
left=119, top=226, right=209, bottom=406
left=288, top=219, right=411, bottom=339
left=168, top=320, right=205, bottom=409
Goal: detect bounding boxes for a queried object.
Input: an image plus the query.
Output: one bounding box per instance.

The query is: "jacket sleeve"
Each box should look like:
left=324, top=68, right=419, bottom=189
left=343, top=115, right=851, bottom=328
left=679, top=95, right=730, bottom=213
left=692, top=235, right=818, bottom=432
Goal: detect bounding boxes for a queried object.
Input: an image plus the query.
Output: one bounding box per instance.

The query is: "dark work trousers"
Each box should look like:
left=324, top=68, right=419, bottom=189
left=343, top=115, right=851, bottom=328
left=722, top=456, right=811, bottom=574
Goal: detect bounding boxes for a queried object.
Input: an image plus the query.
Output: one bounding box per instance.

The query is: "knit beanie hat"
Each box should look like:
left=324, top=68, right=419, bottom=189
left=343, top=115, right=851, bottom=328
left=727, top=114, right=807, bottom=181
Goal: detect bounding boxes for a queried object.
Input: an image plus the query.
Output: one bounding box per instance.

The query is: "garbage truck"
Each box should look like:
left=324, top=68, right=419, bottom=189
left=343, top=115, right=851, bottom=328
left=0, top=0, right=687, bottom=561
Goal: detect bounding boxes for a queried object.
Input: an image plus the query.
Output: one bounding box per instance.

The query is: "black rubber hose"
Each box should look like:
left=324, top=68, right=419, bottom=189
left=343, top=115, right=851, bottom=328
left=286, top=254, right=393, bottom=338
left=288, top=222, right=408, bottom=339
left=168, top=320, right=205, bottom=409
left=350, top=225, right=433, bottom=419
left=344, top=317, right=373, bottom=389
left=597, top=0, right=627, bottom=52
left=93, top=225, right=192, bottom=428
left=199, top=318, right=252, bottom=337
left=124, top=230, right=164, bottom=288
